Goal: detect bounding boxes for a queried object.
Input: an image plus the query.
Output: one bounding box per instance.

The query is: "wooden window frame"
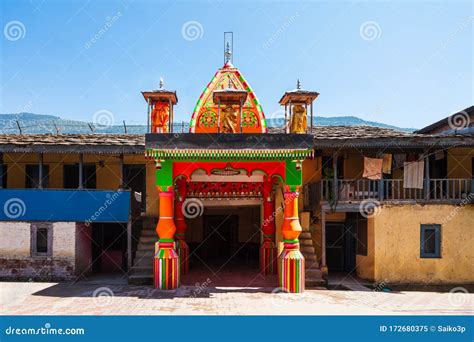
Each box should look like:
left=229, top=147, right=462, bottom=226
left=420, top=224, right=441, bottom=258
left=30, top=223, right=53, bottom=257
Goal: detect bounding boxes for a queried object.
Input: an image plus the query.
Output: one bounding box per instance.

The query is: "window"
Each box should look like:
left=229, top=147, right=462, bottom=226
left=63, top=164, right=96, bottom=189
left=420, top=224, right=441, bottom=258
left=31, top=223, right=53, bottom=257
left=25, top=165, right=49, bottom=188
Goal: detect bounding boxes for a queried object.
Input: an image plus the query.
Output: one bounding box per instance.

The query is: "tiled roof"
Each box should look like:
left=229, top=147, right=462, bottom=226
left=0, top=125, right=472, bottom=153
left=0, top=134, right=144, bottom=154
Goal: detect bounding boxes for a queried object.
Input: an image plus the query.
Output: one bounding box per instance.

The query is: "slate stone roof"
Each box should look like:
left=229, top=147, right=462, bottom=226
left=0, top=134, right=144, bottom=154
left=0, top=125, right=472, bottom=153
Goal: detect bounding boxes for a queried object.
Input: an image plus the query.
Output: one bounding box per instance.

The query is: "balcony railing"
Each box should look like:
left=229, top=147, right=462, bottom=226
left=320, top=178, right=473, bottom=203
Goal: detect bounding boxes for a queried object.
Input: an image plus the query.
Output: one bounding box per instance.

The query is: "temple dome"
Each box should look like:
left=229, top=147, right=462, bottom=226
left=189, top=63, right=267, bottom=133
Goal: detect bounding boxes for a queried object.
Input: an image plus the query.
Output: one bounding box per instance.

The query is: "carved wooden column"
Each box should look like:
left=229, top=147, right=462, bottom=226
left=278, top=188, right=305, bottom=293
left=260, top=177, right=277, bottom=275
left=154, top=187, right=180, bottom=290
left=174, top=177, right=189, bottom=275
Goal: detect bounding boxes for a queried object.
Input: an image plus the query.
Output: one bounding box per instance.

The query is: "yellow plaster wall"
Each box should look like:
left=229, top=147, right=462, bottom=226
left=373, top=204, right=474, bottom=284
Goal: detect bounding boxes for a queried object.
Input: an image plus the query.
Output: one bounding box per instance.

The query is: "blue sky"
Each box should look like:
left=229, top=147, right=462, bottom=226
left=0, top=0, right=472, bottom=129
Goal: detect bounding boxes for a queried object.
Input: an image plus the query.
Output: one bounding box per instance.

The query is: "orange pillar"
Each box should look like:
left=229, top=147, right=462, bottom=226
left=278, top=189, right=305, bottom=293
left=260, top=178, right=277, bottom=275
left=154, top=187, right=180, bottom=290
left=174, top=178, right=189, bottom=275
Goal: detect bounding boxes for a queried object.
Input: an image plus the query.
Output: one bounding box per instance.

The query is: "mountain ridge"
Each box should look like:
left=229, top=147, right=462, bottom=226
left=0, top=112, right=417, bottom=134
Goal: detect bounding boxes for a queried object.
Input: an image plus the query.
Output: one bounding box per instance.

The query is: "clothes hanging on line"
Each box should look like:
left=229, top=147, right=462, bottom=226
left=363, top=157, right=383, bottom=180
left=403, top=161, right=424, bottom=189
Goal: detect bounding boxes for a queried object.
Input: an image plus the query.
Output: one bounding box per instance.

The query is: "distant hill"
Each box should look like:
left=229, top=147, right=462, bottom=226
left=0, top=112, right=416, bottom=134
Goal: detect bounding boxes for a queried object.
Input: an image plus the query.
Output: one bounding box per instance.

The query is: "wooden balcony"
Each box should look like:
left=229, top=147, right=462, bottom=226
left=318, top=178, right=473, bottom=204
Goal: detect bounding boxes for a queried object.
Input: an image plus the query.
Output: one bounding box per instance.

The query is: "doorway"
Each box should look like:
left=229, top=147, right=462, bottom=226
left=91, top=223, right=127, bottom=274
left=326, top=221, right=356, bottom=273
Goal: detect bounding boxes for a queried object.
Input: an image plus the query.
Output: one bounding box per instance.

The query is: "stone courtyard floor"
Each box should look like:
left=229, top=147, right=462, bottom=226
left=1, top=280, right=472, bottom=315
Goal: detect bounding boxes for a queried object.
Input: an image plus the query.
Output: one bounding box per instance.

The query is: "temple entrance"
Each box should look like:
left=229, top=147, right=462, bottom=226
left=189, top=206, right=260, bottom=271
left=184, top=205, right=265, bottom=286
left=202, top=214, right=239, bottom=267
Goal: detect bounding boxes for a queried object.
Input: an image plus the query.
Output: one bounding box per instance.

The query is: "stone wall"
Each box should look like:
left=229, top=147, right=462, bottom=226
left=0, top=221, right=78, bottom=281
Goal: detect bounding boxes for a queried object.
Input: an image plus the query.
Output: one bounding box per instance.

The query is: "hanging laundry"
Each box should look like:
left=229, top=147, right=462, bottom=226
left=382, top=154, right=393, bottom=174
left=407, top=154, right=418, bottom=162
left=363, top=157, right=383, bottom=180
left=403, top=161, right=424, bottom=189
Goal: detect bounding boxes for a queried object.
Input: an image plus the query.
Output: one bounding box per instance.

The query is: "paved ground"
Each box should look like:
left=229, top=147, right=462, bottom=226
left=1, top=279, right=472, bottom=315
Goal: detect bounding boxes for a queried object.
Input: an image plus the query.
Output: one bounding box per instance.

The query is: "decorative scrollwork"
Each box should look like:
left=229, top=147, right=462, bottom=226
left=198, top=111, right=217, bottom=127
left=242, top=111, right=258, bottom=127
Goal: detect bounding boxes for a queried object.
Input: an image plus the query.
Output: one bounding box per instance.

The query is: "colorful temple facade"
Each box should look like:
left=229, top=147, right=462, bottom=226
left=0, top=45, right=473, bottom=292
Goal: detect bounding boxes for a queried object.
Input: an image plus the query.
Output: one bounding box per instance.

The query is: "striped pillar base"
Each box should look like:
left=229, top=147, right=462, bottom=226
left=260, top=240, right=277, bottom=275
left=153, top=240, right=180, bottom=290
left=278, top=240, right=305, bottom=293
left=175, top=238, right=189, bottom=275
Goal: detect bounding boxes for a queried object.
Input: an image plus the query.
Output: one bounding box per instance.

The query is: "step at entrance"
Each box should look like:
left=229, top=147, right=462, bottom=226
left=299, top=230, right=326, bottom=288
left=129, top=218, right=155, bottom=285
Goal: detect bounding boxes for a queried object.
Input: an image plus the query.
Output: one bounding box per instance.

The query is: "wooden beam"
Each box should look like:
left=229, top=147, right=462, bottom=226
left=321, top=210, right=326, bottom=268
left=78, top=153, right=84, bottom=189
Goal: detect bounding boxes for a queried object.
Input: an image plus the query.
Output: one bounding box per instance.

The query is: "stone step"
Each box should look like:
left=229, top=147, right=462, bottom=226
left=130, top=266, right=153, bottom=275
left=141, top=230, right=157, bottom=237
left=302, top=253, right=317, bottom=261
left=301, top=246, right=315, bottom=254
left=139, top=236, right=156, bottom=243
left=128, top=274, right=152, bottom=285
left=134, top=257, right=153, bottom=267
left=299, top=239, right=313, bottom=247
left=305, top=279, right=326, bottom=288
left=305, top=269, right=322, bottom=277
left=299, top=232, right=312, bottom=240
left=135, top=250, right=154, bottom=258
left=137, top=241, right=155, bottom=250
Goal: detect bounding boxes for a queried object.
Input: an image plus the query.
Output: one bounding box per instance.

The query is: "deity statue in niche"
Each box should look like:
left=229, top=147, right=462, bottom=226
left=151, top=102, right=169, bottom=133
left=221, top=105, right=238, bottom=133
left=290, top=104, right=307, bottom=134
